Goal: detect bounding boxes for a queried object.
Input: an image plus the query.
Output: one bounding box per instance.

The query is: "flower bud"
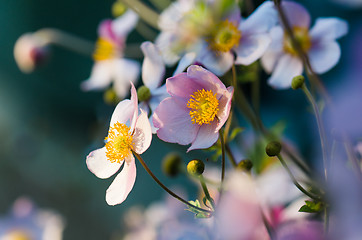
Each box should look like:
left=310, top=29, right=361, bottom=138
left=237, top=159, right=253, bottom=172
left=265, top=141, right=282, bottom=157
left=137, top=85, right=151, bottom=102
left=291, top=75, right=305, bottom=90
left=187, top=159, right=205, bottom=176
left=112, top=1, right=127, bottom=17
left=162, top=152, right=182, bottom=177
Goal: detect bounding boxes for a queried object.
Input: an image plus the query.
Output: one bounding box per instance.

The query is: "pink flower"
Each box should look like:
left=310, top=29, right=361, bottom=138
left=153, top=65, right=233, bottom=151
left=86, top=84, right=152, bottom=205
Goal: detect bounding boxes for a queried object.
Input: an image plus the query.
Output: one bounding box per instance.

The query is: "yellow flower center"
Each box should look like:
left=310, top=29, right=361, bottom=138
left=187, top=89, right=219, bottom=125
left=105, top=122, right=134, bottom=163
left=3, top=230, right=33, bottom=240
left=93, top=37, right=118, bottom=61
left=209, top=20, right=241, bottom=52
left=283, top=26, right=311, bottom=56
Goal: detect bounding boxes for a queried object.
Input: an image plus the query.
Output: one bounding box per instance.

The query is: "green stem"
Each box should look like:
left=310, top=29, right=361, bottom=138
left=120, top=0, right=160, bottom=29
left=225, top=143, right=237, bottom=167
left=199, top=175, right=216, bottom=210
left=252, top=74, right=260, bottom=119
left=219, top=130, right=226, bottom=182
left=277, top=153, right=321, bottom=201
left=133, top=151, right=212, bottom=214
left=324, top=206, right=329, bottom=236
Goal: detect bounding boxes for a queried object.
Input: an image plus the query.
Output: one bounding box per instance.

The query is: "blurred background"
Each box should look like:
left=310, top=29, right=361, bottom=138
left=0, top=0, right=361, bottom=239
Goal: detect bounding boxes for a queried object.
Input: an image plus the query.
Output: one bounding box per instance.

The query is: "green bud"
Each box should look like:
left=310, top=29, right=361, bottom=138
left=265, top=141, right=282, bottom=157
left=137, top=85, right=151, bottom=102
left=187, top=159, right=205, bottom=176
left=237, top=159, right=253, bottom=172
left=291, top=75, right=305, bottom=90
left=112, top=1, right=127, bottom=18
left=162, top=153, right=182, bottom=177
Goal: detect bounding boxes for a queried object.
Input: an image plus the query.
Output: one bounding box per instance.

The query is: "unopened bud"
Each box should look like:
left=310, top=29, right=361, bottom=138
left=137, top=85, right=151, bottom=102
left=112, top=1, right=127, bottom=17
left=265, top=141, right=282, bottom=157
left=237, top=159, right=253, bottom=172
left=162, top=153, right=182, bottom=177
left=187, top=159, right=205, bottom=176
left=291, top=75, right=305, bottom=90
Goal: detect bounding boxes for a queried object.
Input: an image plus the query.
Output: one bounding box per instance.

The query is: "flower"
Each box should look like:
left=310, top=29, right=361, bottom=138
left=153, top=65, right=233, bottom=151
left=261, top=1, right=348, bottom=89
left=14, top=33, right=49, bottom=73
left=81, top=10, right=140, bottom=99
left=86, top=83, right=152, bottom=205
left=138, top=41, right=170, bottom=133
left=156, top=0, right=277, bottom=76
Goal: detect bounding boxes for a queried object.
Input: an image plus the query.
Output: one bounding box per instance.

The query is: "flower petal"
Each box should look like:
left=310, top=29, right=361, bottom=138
left=141, top=41, right=165, bottom=90
left=216, top=86, right=234, bottom=131
left=260, top=27, right=284, bottom=73
left=112, top=58, right=140, bottom=99
left=267, top=54, right=303, bottom=89
left=155, top=32, right=181, bottom=66
left=132, top=110, right=152, bottom=154
left=234, top=33, right=271, bottom=65
left=106, top=158, right=136, bottom=205
left=81, top=61, right=113, bottom=91
left=173, top=52, right=197, bottom=75
left=281, top=1, right=310, bottom=28
left=196, top=47, right=234, bottom=76
left=153, top=98, right=199, bottom=145
left=308, top=41, right=341, bottom=74
left=86, top=147, right=122, bottom=179
left=166, top=72, right=204, bottom=102
left=310, top=17, right=348, bottom=42
left=112, top=10, right=139, bottom=38
left=110, top=99, right=133, bottom=127
left=188, top=121, right=219, bottom=151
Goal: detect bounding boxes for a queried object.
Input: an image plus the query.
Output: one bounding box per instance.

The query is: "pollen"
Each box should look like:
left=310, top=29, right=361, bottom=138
left=93, top=37, right=118, bottom=61
left=209, top=20, right=241, bottom=52
left=284, top=26, right=311, bottom=56
left=187, top=89, right=219, bottom=125
left=105, top=122, right=134, bottom=163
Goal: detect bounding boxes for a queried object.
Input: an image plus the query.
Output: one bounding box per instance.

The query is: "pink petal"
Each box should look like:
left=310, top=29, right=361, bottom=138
left=106, top=158, right=137, bottom=205
left=166, top=72, right=204, bottom=102
left=188, top=121, right=219, bottom=151
left=308, top=41, right=341, bottom=74
left=153, top=98, right=199, bottom=145
left=281, top=1, right=310, bottom=28
left=234, top=33, right=271, bottom=65
left=216, top=86, right=234, bottom=131
left=86, top=147, right=122, bottom=179
left=132, top=110, right=152, bottom=154
left=129, top=82, right=139, bottom=132
left=141, top=41, right=165, bottom=90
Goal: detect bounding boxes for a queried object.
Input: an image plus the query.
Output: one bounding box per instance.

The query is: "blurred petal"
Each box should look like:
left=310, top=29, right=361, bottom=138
left=235, top=33, right=271, bottom=65
left=308, top=41, right=341, bottom=74
left=310, top=17, right=348, bottom=42
left=155, top=32, right=181, bottom=66
left=153, top=98, right=199, bottom=145
left=81, top=61, right=113, bottom=91
left=281, top=1, right=310, bottom=28
left=112, top=10, right=139, bottom=38
left=197, top=48, right=234, bottom=76
left=267, top=54, right=303, bottom=89
left=106, top=159, right=136, bottom=205
left=188, top=121, right=219, bottom=151
left=132, top=110, right=152, bottom=154
left=86, top=147, right=122, bottom=179
left=173, top=52, right=197, bottom=75
left=112, top=58, right=140, bottom=98
left=141, top=41, right=165, bottom=90
left=261, top=26, right=284, bottom=73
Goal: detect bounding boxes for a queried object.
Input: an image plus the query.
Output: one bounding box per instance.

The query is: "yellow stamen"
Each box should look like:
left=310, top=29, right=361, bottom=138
left=284, top=26, right=311, bottom=56
left=105, top=122, right=133, bottom=163
left=93, top=37, right=118, bottom=61
left=3, top=230, right=32, bottom=240
left=187, top=89, right=219, bottom=125
left=209, top=20, right=241, bottom=52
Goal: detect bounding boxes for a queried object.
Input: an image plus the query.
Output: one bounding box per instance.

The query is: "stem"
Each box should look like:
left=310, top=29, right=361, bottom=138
left=199, top=175, right=216, bottom=209
left=219, top=130, right=226, bottom=182
left=301, top=84, right=328, bottom=182
left=120, top=0, right=160, bottom=29
left=225, top=143, right=238, bottom=167
left=277, top=153, right=321, bottom=201
left=35, top=28, right=94, bottom=56
left=133, top=151, right=212, bottom=213
left=324, top=206, right=329, bottom=236
left=252, top=74, right=260, bottom=119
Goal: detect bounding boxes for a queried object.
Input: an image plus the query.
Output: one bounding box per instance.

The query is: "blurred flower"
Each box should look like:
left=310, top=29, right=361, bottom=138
left=81, top=10, right=140, bottom=99
left=153, top=65, right=233, bottom=151
left=138, top=41, right=169, bottom=133
left=0, top=197, right=65, bottom=240
left=86, top=84, right=152, bottom=205
left=275, top=220, right=324, bottom=240
left=14, top=34, right=49, bottom=73
left=262, top=1, right=348, bottom=89
left=156, top=0, right=277, bottom=76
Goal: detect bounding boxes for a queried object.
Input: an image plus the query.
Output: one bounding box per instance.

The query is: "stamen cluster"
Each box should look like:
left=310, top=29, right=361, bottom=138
left=187, top=89, right=219, bottom=125
left=105, top=122, right=134, bottom=163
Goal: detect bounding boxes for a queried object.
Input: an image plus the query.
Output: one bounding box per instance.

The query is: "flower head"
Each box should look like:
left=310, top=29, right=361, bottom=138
left=153, top=65, right=233, bottom=151
left=86, top=83, right=152, bottom=205
left=81, top=10, right=140, bottom=99
left=261, top=1, right=348, bottom=89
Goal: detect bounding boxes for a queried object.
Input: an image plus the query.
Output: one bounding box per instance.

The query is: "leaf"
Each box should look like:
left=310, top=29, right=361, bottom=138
left=228, top=127, right=244, bottom=142
left=185, top=200, right=211, bottom=218
left=298, top=200, right=323, bottom=213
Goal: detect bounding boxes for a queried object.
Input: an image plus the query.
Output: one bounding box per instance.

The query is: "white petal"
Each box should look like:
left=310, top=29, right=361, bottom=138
left=173, top=52, right=197, bottom=75
left=281, top=1, right=310, bottom=28
left=106, top=158, right=136, bottom=205
left=308, top=41, right=341, bottom=74
left=112, top=10, right=139, bottom=38
left=86, top=147, right=122, bottom=179
left=188, top=121, right=219, bottom=152
left=267, top=54, right=303, bottom=89
left=141, top=41, right=165, bottom=90
left=132, top=110, right=152, bottom=154
left=155, top=32, right=181, bottom=66
left=81, top=61, right=113, bottom=91
left=310, top=17, right=348, bottom=42
left=234, top=33, right=271, bottom=65
left=112, top=58, right=140, bottom=99
left=197, top=48, right=234, bottom=76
